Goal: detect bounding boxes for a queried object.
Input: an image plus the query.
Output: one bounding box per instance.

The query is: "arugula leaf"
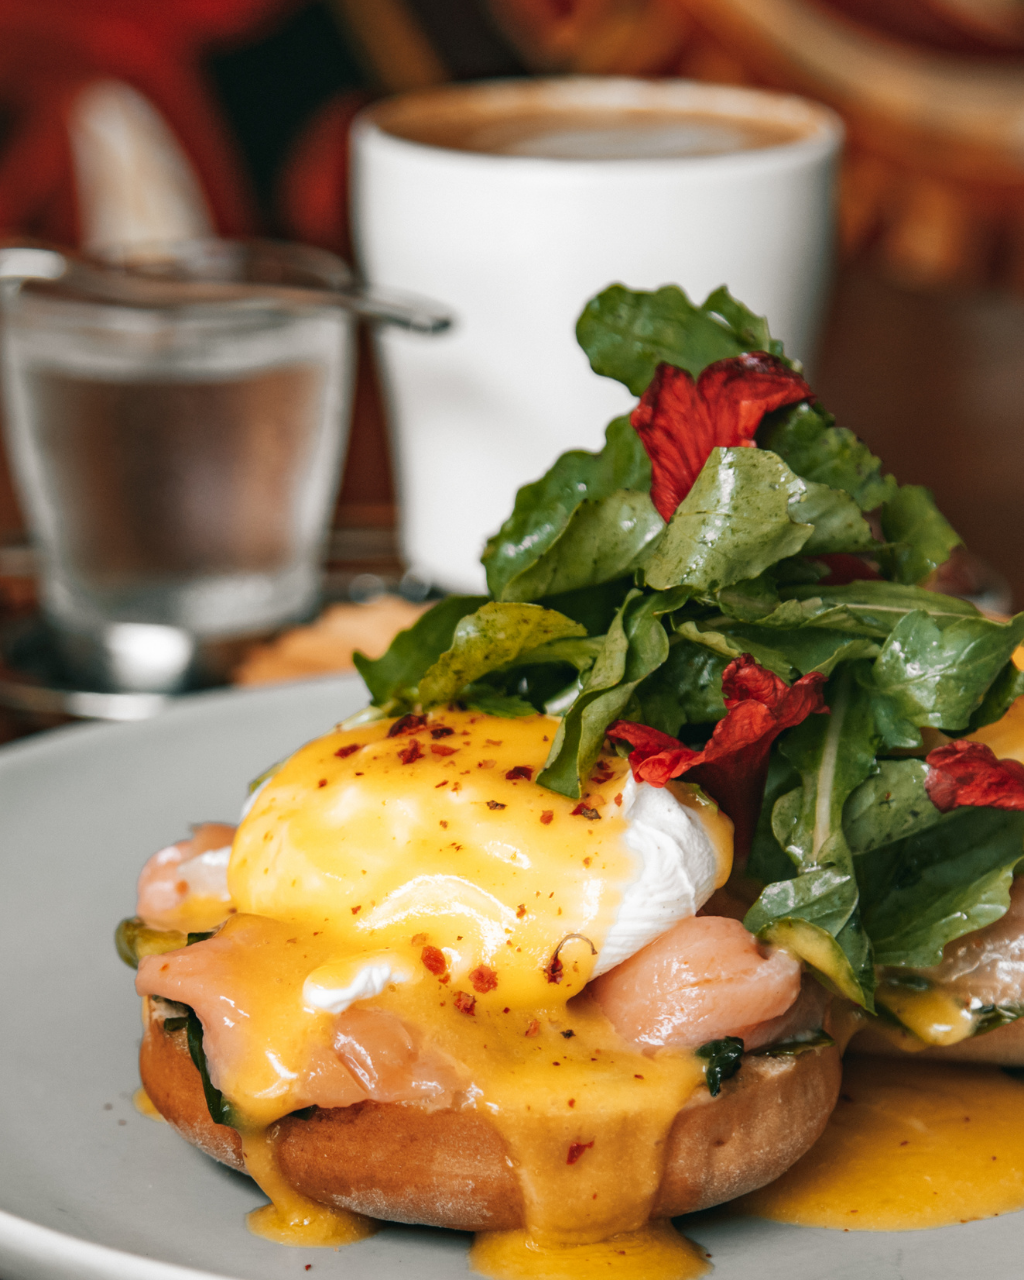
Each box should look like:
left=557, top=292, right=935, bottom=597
left=702, top=286, right=783, bottom=357
left=872, top=609, right=1024, bottom=732
left=673, top=619, right=794, bottom=680
left=790, top=481, right=877, bottom=556
left=498, top=490, right=664, bottom=602
left=576, top=284, right=769, bottom=395
left=538, top=589, right=687, bottom=797
left=633, top=637, right=729, bottom=736
left=745, top=668, right=880, bottom=1006
left=761, top=400, right=897, bottom=512
left=418, top=603, right=586, bottom=707
left=458, top=685, right=539, bottom=717
left=880, top=485, right=961, bottom=586
left=696, top=1036, right=744, bottom=1095
left=482, top=416, right=650, bottom=600
left=969, top=660, right=1024, bottom=731
left=843, top=759, right=942, bottom=854
left=747, top=750, right=800, bottom=885
left=719, top=624, right=881, bottom=678
left=354, top=595, right=487, bottom=710
left=642, top=448, right=813, bottom=593
left=779, top=580, right=983, bottom=637
left=857, top=807, right=1024, bottom=967
left=537, top=577, right=635, bottom=638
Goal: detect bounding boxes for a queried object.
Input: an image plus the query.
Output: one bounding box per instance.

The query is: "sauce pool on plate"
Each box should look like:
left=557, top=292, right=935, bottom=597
left=739, top=1056, right=1024, bottom=1230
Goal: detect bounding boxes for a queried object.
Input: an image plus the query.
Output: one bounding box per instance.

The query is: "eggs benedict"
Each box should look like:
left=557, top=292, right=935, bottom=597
left=123, top=707, right=840, bottom=1258
left=119, top=279, right=1024, bottom=1267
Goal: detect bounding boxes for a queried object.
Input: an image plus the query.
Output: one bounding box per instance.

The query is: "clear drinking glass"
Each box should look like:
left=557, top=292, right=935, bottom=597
left=0, top=240, right=356, bottom=692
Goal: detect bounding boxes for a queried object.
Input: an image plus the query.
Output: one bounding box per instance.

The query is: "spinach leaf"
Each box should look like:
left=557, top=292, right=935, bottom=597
left=696, top=1036, right=745, bottom=1096
left=576, top=284, right=768, bottom=395
left=642, top=448, right=813, bottom=592
left=761, top=400, right=897, bottom=512
left=418, top=603, right=586, bottom=707
left=843, top=759, right=942, bottom=854
left=186, top=1009, right=237, bottom=1128
left=872, top=609, right=1024, bottom=731
left=354, top=595, right=487, bottom=711
left=498, top=490, right=664, bottom=602
left=880, top=485, right=961, bottom=586
left=858, top=807, right=1024, bottom=967
left=538, top=588, right=686, bottom=797
left=482, top=415, right=650, bottom=600
left=745, top=667, right=879, bottom=1006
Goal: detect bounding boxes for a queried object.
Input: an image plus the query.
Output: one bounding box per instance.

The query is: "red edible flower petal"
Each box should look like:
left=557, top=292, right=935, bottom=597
left=630, top=354, right=813, bottom=521
left=607, top=655, right=828, bottom=858
left=925, top=740, right=1024, bottom=812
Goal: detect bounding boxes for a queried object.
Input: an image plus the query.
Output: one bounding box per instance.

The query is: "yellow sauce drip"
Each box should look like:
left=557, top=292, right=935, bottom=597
left=470, top=1220, right=710, bottom=1280
left=132, top=1087, right=166, bottom=1121
left=874, top=980, right=976, bottom=1046
left=740, top=1056, right=1024, bottom=1229
left=241, top=1129, right=378, bottom=1247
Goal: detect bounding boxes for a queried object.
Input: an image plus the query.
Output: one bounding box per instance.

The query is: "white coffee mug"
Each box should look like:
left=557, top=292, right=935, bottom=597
left=352, top=76, right=843, bottom=594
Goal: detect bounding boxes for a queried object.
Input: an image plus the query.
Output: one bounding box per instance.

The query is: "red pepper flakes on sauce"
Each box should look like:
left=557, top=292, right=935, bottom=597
left=478, top=759, right=496, bottom=769
left=571, top=803, right=600, bottom=820
left=398, top=740, right=423, bottom=765
left=516, top=904, right=527, bottom=918
left=525, top=1020, right=540, bottom=1037
left=431, top=726, right=454, bottom=739
left=470, top=964, right=498, bottom=993
left=590, top=760, right=614, bottom=785
left=421, top=945, right=447, bottom=976
left=350, top=905, right=361, bottom=915
left=614, top=793, right=623, bottom=806
left=485, top=739, right=503, bottom=746
left=318, top=779, right=327, bottom=788
left=389, top=714, right=427, bottom=737
left=454, top=990, right=476, bottom=1016
left=540, top=810, right=554, bottom=825
left=431, top=744, right=457, bottom=756
left=487, top=800, right=506, bottom=810
left=566, top=1141, right=594, bottom=1165
left=334, top=744, right=360, bottom=758
left=505, top=765, right=533, bottom=781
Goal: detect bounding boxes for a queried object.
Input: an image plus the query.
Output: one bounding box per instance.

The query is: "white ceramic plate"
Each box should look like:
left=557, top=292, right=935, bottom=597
left=1, top=674, right=1022, bottom=1280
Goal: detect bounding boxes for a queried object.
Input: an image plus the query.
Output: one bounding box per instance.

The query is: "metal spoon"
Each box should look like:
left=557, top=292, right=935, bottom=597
left=0, top=246, right=454, bottom=335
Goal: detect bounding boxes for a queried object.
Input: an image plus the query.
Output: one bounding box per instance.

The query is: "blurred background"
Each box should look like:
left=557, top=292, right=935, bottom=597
left=0, top=0, right=1021, bottom=729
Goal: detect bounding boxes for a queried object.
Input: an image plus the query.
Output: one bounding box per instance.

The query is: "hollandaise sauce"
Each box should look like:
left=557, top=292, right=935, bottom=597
left=470, top=1220, right=710, bottom=1280
left=740, top=1056, right=1024, bottom=1229
left=136, top=711, right=732, bottom=1271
